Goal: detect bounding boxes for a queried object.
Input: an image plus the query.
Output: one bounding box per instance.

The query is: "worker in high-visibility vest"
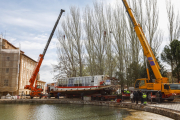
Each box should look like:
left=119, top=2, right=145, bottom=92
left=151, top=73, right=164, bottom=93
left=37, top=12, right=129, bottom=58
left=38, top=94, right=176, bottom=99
left=124, top=90, right=130, bottom=94
left=142, top=92, right=147, bottom=105
left=126, top=90, right=130, bottom=94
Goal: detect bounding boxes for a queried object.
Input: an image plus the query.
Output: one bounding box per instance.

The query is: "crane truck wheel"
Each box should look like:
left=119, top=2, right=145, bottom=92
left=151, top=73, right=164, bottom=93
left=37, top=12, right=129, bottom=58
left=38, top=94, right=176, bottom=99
left=155, top=92, right=161, bottom=103
left=167, top=99, right=174, bottom=102
left=91, top=96, right=94, bottom=101
left=147, top=92, right=151, bottom=101
left=96, top=96, right=99, bottom=101
left=101, top=97, right=105, bottom=101
left=161, top=99, right=164, bottom=102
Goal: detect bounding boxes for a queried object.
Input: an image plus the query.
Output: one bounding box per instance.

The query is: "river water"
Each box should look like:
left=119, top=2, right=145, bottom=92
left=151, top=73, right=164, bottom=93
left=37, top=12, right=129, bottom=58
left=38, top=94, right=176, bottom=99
left=0, top=104, right=173, bottom=120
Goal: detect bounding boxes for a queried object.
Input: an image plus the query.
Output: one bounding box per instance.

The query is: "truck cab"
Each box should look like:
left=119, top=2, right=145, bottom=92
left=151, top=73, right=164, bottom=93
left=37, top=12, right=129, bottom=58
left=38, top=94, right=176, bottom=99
left=162, top=83, right=180, bottom=99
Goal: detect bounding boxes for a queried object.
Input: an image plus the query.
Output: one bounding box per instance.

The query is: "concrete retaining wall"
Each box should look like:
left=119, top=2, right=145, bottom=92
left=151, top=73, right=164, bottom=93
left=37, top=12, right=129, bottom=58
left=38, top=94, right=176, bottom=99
left=0, top=99, right=180, bottom=120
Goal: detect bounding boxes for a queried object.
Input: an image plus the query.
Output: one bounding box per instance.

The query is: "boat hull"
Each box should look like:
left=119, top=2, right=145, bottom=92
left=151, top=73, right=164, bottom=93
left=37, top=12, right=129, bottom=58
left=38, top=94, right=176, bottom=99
left=49, top=85, right=114, bottom=97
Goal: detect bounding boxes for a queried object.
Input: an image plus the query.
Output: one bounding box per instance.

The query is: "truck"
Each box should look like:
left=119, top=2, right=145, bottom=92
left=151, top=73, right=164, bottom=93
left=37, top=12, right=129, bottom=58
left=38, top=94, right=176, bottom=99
left=122, top=0, right=180, bottom=102
left=24, top=9, right=65, bottom=99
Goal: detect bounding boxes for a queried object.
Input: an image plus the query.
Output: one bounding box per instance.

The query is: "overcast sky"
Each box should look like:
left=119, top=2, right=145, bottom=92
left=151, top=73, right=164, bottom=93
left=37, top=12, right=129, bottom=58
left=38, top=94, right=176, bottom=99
left=0, top=0, right=180, bottom=84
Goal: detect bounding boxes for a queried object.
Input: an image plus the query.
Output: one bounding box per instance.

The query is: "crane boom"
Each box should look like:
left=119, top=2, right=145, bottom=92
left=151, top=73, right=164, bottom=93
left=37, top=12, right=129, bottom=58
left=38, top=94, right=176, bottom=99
left=43, top=9, right=65, bottom=57
left=122, top=0, right=168, bottom=83
left=24, top=9, right=65, bottom=97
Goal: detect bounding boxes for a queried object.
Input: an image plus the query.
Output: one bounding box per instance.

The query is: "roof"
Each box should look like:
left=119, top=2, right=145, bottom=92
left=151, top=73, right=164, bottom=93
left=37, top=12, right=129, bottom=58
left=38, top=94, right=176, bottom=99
left=3, top=39, right=24, bottom=53
left=37, top=80, right=46, bottom=83
left=22, top=53, right=37, bottom=63
left=3, top=39, right=37, bottom=63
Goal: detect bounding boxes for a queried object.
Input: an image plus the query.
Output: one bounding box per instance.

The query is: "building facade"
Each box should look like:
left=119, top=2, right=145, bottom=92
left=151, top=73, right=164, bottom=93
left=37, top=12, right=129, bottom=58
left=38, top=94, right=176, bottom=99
left=0, top=36, right=46, bottom=96
left=0, top=37, right=20, bottom=96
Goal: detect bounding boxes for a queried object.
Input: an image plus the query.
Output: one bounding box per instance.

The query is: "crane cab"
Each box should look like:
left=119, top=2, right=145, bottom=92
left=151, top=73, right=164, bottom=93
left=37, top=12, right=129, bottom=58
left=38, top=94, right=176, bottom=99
left=134, top=78, right=148, bottom=89
left=35, top=85, right=43, bottom=90
left=134, top=78, right=162, bottom=90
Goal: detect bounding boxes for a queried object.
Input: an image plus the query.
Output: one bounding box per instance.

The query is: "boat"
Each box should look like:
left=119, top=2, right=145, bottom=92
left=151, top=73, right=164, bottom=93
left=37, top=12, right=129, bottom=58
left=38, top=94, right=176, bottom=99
left=47, top=75, right=114, bottom=97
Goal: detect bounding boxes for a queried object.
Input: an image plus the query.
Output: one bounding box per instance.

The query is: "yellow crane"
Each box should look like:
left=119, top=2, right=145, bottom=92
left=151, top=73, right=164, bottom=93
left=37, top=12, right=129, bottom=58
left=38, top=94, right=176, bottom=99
left=122, top=0, right=180, bottom=102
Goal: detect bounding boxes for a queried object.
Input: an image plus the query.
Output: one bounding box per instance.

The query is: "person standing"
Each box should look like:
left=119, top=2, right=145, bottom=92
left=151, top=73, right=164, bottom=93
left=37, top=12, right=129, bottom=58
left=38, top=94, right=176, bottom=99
left=142, top=92, right=147, bottom=105
left=133, top=91, right=136, bottom=103
left=130, top=91, right=134, bottom=103
left=139, top=90, right=143, bottom=104
left=81, top=92, right=84, bottom=100
left=57, top=92, right=60, bottom=99
left=134, top=91, right=139, bottom=104
left=157, top=91, right=162, bottom=103
left=159, top=91, right=162, bottom=102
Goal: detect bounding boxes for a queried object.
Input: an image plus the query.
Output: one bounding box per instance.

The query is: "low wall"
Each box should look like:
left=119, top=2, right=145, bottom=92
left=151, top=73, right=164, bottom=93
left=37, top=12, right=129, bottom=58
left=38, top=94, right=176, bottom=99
left=0, top=99, right=179, bottom=120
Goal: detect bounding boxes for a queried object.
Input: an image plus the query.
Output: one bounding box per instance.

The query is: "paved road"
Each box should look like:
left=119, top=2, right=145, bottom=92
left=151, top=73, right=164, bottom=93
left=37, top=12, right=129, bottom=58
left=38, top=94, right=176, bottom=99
left=149, top=102, right=180, bottom=111
left=122, top=99, right=180, bottom=112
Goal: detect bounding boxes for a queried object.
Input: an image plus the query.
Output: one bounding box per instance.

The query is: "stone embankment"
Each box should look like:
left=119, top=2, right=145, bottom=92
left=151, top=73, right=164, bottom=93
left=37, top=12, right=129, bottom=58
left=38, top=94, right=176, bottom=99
left=0, top=99, right=180, bottom=120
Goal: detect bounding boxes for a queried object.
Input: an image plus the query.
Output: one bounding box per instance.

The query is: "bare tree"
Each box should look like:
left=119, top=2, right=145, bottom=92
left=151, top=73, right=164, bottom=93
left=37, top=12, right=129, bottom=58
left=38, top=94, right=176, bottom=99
left=67, top=7, right=84, bottom=76
left=104, top=5, right=117, bottom=78
left=53, top=34, right=74, bottom=79
left=91, top=2, right=107, bottom=75
left=144, top=0, right=161, bottom=50
left=54, top=6, right=83, bottom=79
left=166, top=0, right=180, bottom=42
left=56, top=31, right=77, bottom=77
left=111, top=2, right=127, bottom=89
left=166, top=0, right=180, bottom=82
left=83, top=6, right=97, bottom=75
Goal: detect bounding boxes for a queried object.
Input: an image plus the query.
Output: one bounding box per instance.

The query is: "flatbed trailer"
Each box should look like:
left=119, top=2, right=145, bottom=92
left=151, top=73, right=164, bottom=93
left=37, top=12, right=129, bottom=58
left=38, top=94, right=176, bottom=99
left=121, top=93, right=130, bottom=101
left=91, top=94, right=118, bottom=101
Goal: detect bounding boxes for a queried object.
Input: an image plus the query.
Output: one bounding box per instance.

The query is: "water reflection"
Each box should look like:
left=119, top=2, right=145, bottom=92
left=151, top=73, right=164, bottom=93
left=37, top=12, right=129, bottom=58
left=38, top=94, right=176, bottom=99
left=0, top=104, right=130, bottom=120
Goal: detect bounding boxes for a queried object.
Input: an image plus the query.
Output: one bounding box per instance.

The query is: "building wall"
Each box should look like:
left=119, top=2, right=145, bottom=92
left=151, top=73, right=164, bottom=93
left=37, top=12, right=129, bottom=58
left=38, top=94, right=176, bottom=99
left=0, top=38, right=46, bottom=97
left=18, top=54, right=37, bottom=95
left=0, top=38, right=20, bottom=96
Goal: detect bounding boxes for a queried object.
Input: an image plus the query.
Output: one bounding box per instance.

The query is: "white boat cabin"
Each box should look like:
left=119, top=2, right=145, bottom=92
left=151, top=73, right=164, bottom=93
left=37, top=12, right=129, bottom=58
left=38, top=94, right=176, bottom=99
left=57, top=75, right=109, bottom=87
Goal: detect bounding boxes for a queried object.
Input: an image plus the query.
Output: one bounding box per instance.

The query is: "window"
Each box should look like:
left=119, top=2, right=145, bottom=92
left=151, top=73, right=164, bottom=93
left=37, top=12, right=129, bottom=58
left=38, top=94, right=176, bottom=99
left=140, top=80, right=145, bottom=86
left=169, top=84, right=180, bottom=90
left=7, top=57, right=10, bottom=61
left=6, top=68, right=9, bottom=73
left=27, top=60, right=29, bottom=66
left=4, top=80, right=8, bottom=86
left=68, top=78, right=74, bottom=86
left=79, top=78, right=82, bottom=84
left=36, top=85, right=42, bottom=89
left=135, top=80, right=140, bottom=88
left=27, top=70, right=28, bottom=78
